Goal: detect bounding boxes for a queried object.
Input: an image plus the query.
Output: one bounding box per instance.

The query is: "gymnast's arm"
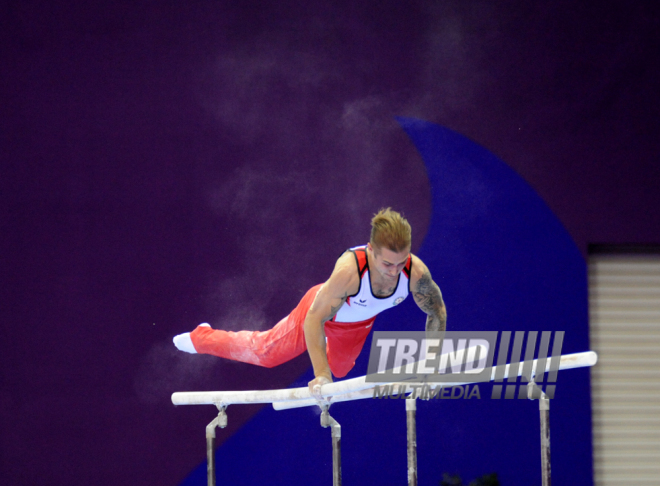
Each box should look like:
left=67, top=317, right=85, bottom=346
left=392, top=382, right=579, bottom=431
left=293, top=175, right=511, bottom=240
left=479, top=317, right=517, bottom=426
left=304, top=253, right=359, bottom=396
left=410, top=255, right=447, bottom=337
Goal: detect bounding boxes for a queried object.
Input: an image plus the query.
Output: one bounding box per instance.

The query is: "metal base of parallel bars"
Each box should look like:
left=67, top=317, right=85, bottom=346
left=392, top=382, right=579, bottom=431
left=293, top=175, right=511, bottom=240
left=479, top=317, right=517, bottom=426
left=406, top=384, right=550, bottom=486
left=201, top=386, right=552, bottom=486
left=320, top=405, right=342, bottom=486
left=203, top=403, right=341, bottom=486
left=406, top=398, right=418, bottom=486
left=528, top=381, right=551, bottom=486
left=205, top=406, right=227, bottom=486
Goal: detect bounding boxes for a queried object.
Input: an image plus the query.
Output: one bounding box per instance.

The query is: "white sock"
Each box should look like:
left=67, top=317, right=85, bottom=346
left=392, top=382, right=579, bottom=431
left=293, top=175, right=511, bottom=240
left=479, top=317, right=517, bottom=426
left=173, top=323, right=211, bottom=354
left=173, top=333, right=196, bottom=353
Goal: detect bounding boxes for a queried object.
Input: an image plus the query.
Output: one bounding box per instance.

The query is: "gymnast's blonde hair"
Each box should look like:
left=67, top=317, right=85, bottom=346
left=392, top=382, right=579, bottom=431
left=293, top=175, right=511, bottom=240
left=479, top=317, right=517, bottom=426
left=370, top=208, right=411, bottom=253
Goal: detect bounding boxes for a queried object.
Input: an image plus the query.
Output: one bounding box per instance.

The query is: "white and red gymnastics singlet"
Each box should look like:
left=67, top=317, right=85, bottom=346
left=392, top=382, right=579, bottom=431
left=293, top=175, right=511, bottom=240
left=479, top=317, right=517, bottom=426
left=333, top=245, right=412, bottom=323
left=190, top=245, right=413, bottom=378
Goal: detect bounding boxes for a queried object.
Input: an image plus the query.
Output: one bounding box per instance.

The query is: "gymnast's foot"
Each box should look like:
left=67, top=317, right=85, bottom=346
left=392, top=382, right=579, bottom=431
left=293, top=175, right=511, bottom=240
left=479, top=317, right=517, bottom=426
left=173, top=323, right=211, bottom=353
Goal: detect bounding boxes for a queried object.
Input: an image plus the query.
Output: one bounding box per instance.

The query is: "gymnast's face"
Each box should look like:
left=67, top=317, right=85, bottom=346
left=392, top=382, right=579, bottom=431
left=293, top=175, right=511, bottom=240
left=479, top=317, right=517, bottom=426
left=368, top=243, right=410, bottom=281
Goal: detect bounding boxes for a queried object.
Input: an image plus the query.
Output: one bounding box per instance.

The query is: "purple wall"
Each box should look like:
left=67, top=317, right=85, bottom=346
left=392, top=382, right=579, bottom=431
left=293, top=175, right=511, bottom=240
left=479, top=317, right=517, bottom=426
left=1, top=1, right=659, bottom=484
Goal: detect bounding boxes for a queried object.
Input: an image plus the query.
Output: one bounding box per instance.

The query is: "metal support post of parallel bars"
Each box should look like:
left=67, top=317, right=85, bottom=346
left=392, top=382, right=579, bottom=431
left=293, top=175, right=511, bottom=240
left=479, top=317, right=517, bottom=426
left=406, top=398, right=417, bottom=486
left=527, top=381, right=551, bottom=486
left=205, top=406, right=227, bottom=486
left=320, top=405, right=342, bottom=486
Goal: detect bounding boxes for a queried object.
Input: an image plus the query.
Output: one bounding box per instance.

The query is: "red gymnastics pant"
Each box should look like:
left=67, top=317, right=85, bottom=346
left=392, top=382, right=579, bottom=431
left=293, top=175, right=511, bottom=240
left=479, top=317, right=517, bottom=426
left=190, top=284, right=376, bottom=378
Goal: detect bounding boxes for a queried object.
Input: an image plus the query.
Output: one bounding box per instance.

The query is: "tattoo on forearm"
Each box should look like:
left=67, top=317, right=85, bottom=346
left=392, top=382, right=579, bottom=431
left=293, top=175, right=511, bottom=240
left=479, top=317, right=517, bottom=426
left=413, top=271, right=447, bottom=332
left=426, top=314, right=446, bottom=333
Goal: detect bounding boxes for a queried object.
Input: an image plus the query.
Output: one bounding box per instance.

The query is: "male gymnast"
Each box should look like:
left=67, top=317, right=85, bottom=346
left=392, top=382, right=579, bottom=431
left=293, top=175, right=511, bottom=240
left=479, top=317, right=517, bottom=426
left=174, top=208, right=447, bottom=396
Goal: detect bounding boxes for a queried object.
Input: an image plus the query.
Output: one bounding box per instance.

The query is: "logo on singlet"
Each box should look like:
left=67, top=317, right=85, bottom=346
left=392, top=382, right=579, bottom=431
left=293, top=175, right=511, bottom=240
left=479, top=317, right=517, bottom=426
left=355, top=299, right=368, bottom=307
left=394, top=297, right=404, bottom=306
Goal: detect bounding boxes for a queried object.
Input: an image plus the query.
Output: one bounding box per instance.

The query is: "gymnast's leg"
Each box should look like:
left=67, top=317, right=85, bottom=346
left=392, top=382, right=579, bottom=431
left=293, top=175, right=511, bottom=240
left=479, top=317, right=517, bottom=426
left=173, top=284, right=322, bottom=368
